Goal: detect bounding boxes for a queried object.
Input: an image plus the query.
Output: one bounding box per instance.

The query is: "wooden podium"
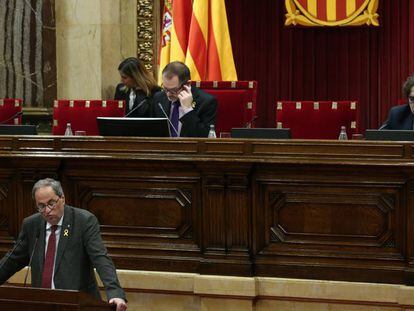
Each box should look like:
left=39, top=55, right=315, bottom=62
left=0, top=286, right=115, bottom=310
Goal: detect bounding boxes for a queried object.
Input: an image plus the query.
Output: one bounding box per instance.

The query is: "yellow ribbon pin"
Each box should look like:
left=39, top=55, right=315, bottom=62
left=63, top=229, right=69, bottom=237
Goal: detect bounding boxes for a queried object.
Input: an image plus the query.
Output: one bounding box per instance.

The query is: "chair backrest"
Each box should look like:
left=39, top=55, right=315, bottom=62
left=52, top=100, right=125, bottom=135
left=275, top=101, right=359, bottom=139
left=0, top=99, right=22, bottom=125
left=190, top=81, right=258, bottom=135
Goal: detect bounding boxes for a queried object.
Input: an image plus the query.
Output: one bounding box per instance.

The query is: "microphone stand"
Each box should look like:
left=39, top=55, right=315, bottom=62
left=157, top=103, right=179, bottom=137
left=0, top=111, right=23, bottom=125
left=124, top=98, right=147, bottom=117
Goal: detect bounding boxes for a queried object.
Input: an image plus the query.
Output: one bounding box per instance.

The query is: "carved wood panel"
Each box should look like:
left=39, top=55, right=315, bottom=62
left=1, top=137, right=414, bottom=283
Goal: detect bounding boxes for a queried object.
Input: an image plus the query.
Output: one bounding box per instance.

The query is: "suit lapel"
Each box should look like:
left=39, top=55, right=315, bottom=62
left=163, top=96, right=171, bottom=116
left=33, top=217, right=46, bottom=287
left=125, top=89, right=132, bottom=114
left=54, top=205, right=73, bottom=274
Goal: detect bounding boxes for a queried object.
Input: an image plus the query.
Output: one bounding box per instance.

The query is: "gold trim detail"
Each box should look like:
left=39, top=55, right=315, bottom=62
left=285, top=0, right=379, bottom=27
left=351, top=102, right=357, bottom=110
left=137, top=0, right=158, bottom=72
left=277, top=102, right=283, bottom=110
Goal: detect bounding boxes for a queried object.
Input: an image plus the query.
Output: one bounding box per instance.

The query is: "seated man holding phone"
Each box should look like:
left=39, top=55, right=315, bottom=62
left=153, top=61, right=217, bottom=137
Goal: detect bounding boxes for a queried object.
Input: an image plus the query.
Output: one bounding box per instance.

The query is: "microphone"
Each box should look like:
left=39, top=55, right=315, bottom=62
left=244, top=115, right=259, bottom=128
left=124, top=98, right=147, bottom=117
left=158, top=103, right=179, bottom=137
left=378, top=123, right=387, bottom=130
left=0, top=111, right=23, bottom=125
left=0, top=236, right=25, bottom=273
left=24, top=230, right=40, bottom=287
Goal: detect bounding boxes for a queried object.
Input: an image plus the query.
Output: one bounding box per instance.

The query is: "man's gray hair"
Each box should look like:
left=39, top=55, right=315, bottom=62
left=32, top=178, right=64, bottom=200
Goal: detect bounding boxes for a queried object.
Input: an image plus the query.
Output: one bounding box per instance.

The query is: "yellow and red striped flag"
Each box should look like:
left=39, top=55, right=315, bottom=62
left=158, top=0, right=237, bottom=83
left=158, top=0, right=192, bottom=82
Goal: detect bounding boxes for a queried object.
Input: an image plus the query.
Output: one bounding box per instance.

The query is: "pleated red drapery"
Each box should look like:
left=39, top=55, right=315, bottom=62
left=225, top=0, right=414, bottom=130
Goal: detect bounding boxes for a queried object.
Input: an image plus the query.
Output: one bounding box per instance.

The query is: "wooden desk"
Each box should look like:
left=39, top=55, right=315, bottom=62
left=0, top=136, right=413, bottom=284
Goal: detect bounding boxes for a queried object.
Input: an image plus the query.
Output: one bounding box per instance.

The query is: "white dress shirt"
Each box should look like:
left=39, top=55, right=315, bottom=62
left=129, top=90, right=136, bottom=111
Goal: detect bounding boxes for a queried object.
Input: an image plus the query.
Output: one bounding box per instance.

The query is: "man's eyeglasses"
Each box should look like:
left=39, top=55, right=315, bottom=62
left=36, top=197, right=61, bottom=212
left=161, top=83, right=185, bottom=95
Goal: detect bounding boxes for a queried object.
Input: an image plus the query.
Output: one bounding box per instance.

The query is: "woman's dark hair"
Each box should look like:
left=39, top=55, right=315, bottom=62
left=403, top=75, right=414, bottom=99
left=162, top=61, right=191, bottom=84
left=118, top=57, right=158, bottom=96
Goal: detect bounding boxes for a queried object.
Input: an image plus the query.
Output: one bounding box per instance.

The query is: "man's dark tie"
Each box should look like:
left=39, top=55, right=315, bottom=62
left=170, top=101, right=180, bottom=137
left=42, top=225, right=57, bottom=288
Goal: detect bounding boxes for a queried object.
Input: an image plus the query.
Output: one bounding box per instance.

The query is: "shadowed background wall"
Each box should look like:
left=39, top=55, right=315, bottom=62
left=225, top=0, right=414, bottom=130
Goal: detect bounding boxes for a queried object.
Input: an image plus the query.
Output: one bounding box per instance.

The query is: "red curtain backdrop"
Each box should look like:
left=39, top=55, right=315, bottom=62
left=224, top=0, right=414, bottom=130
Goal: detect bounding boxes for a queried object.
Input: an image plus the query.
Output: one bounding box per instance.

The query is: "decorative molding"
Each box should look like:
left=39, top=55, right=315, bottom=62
left=137, top=0, right=160, bottom=74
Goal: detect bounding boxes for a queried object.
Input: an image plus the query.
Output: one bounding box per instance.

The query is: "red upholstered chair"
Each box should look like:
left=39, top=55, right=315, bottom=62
left=52, top=100, right=125, bottom=135
left=275, top=101, right=359, bottom=139
left=0, top=99, right=22, bottom=125
left=190, top=81, right=258, bottom=135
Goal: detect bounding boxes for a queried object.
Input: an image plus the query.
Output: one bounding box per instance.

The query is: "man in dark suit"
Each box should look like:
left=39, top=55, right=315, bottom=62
left=153, top=61, right=217, bottom=137
left=381, top=75, right=414, bottom=130
left=0, top=178, right=127, bottom=311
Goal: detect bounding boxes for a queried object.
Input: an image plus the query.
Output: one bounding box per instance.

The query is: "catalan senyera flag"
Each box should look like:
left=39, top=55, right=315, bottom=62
left=158, top=0, right=237, bottom=83
left=285, top=0, right=379, bottom=27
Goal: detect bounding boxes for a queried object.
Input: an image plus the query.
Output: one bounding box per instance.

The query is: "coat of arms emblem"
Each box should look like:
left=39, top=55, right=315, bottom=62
left=285, top=0, right=379, bottom=27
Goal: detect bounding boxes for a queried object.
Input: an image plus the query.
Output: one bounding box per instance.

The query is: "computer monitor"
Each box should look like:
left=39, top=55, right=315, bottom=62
left=231, top=128, right=291, bottom=139
left=97, top=117, right=171, bottom=137
left=365, top=129, right=414, bottom=141
left=0, top=125, right=37, bottom=135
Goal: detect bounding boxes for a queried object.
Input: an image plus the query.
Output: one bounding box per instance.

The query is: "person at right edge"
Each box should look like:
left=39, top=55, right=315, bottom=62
left=381, top=75, right=414, bottom=130
left=153, top=61, right=218, bottom=137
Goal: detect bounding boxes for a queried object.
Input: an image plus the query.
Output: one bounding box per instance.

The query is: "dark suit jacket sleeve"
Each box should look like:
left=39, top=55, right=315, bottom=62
left=0, top=221, right=30, bottom=284
left=83, top=214, right=126, bottom=301
left=114, top=84, right=124, bottom=101
left=180, top=95, right=218, bottom=137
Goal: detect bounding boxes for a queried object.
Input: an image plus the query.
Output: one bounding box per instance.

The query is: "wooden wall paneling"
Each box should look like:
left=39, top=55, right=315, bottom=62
left=1, top=137, right=414, bottom=283
left=254, top=164, right=407, bottom=283
left=404, top=174, right=414, bottom=285
left=198, top=163, right=253, bottom=275
left=0, top=170, right=14, bottom=253
left=62, top=159, right=203, bottom=272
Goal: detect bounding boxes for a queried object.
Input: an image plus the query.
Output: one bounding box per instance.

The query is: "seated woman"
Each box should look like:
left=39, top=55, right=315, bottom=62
left=114, top=57, right=161, bottom=117
left=381, top=75, right=414, bottom=130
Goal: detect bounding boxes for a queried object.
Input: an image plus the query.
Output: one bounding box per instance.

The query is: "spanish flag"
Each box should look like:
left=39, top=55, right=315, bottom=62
left=158, top=0, right=237, bottom=83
